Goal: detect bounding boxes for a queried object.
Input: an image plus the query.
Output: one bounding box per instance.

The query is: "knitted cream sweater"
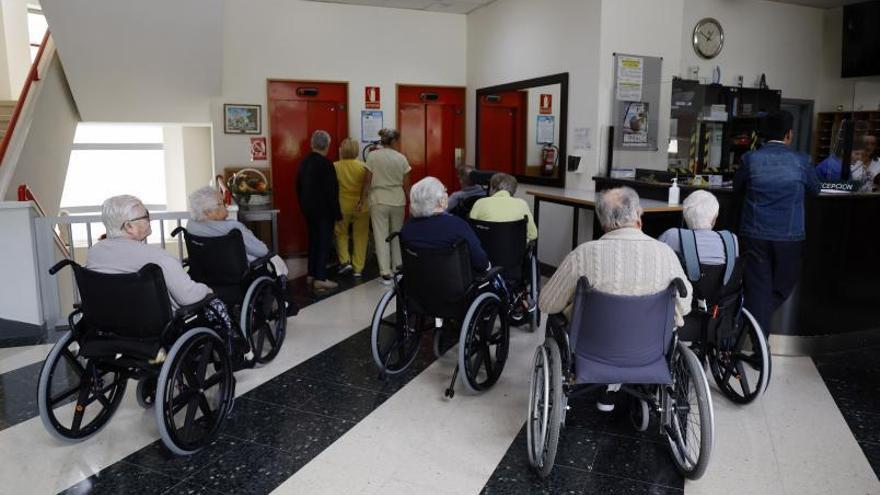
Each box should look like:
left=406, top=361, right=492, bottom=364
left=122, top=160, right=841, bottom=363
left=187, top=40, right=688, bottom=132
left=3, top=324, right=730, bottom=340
left=539, top=227, right=693, bottom=327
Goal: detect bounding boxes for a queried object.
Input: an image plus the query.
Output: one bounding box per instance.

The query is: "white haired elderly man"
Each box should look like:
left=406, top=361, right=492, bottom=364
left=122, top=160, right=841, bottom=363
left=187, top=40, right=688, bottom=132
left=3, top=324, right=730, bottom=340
left=186, top=186, right=270, bottom=262
left=86, top=195, right=238, bottom=339
left=658, top=190, right=738, bottom=266
left=539, top=186, right=692, bottom=412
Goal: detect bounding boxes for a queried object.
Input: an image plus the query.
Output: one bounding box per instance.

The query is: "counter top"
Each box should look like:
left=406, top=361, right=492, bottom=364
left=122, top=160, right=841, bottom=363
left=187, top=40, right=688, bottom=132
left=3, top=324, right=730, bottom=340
left=594, top=176, right=880, bottom=199
left=527, top=189, right=682, bottom=212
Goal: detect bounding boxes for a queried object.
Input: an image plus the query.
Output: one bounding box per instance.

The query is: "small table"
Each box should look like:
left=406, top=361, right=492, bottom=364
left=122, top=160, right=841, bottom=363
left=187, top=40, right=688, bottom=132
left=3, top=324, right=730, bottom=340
left=528, top=189, right=683, bottom=253
left=237, top=207, right=280, bottom=254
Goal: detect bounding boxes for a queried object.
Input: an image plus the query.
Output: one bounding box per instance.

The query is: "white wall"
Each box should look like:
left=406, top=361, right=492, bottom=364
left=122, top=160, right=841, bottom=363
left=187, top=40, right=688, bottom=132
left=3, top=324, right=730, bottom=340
left=680, top=0, right=823, bottom=101
left=0, top=202, right=41, bottom=325
left=164, top=125, right=215, bottom=211
left=182, top=126, right=214, bottom=193
left=0, top=0, right=31, bottom=100
left=525, top=84, right=561, bottom=167
left=42, top=0, right=223, bottom=123
left=5, top=56, right=79, bottom=215
left=599, top=0, right=684, bottom=172
left=214, top=0, right=467, bottom=171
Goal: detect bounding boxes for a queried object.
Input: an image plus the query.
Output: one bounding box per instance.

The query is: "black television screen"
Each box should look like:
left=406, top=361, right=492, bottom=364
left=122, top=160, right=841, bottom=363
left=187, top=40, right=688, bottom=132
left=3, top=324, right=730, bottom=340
left=843, top=1, right=880, bottom=78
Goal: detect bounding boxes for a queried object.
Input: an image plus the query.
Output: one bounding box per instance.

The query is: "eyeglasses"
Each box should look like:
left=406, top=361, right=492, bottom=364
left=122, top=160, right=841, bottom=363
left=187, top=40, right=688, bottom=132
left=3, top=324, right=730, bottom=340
left=122, top=211, right=150, bottom=229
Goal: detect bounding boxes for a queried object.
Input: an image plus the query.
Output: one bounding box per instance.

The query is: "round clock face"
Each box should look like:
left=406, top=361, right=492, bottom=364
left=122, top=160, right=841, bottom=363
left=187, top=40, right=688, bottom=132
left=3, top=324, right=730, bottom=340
left=693, top=18, right=724, bottom=59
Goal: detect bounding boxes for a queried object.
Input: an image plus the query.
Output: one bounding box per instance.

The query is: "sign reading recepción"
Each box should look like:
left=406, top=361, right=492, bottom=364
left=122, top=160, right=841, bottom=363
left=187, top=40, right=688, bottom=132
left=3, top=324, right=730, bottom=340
left=365, top=86, right=381, bottom=109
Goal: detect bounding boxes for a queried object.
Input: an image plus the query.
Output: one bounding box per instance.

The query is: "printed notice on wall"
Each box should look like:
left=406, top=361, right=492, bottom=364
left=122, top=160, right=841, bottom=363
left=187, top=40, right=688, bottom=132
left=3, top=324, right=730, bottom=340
left=361, top=110, right=383, bottom=143
left=616, top=55, right=644, bottom=101
left=573, top=127, right=591, bottom=152
left=536, top=115, right=555, bottom=144
left=622, top=102, right=649, bottom=146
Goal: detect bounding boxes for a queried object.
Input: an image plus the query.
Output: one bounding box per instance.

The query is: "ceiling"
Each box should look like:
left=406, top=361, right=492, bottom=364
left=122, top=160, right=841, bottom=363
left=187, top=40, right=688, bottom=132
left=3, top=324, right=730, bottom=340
left=765, top=0, right=863, bottom=8
left=302, top=0, right=495, bottom=15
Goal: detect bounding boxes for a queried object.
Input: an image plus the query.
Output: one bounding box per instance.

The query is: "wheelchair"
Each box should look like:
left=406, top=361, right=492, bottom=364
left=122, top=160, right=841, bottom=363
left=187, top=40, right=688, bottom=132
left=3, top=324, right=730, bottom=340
left=171, top=227, right=288, bottom=365
left=675, top=229, right=770, bottom=404
left=38, top=260, right=237, bottom=456
left=526, top=277, right=715, bottom=480
left=370, top=234, right=510, bottom=398
left=470, top=217, right=540, bottom=331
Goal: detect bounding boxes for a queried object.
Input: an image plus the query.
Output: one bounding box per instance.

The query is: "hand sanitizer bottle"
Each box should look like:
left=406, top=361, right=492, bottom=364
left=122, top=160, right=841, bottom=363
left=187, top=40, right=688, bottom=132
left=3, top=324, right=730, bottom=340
left=668, top=177, right=680, bottom=206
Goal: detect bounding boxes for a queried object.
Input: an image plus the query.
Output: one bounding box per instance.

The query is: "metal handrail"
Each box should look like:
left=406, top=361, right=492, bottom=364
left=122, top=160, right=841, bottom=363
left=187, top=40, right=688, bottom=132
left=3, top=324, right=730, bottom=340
left=18, top=183, right=70, bottom=258
left=0, top=30, right=51, bottom=166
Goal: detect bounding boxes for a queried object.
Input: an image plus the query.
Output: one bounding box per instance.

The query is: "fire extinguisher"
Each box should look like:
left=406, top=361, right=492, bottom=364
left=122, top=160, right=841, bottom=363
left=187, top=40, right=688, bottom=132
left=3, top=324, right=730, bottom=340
left=541, top=144, right=558, bottom=176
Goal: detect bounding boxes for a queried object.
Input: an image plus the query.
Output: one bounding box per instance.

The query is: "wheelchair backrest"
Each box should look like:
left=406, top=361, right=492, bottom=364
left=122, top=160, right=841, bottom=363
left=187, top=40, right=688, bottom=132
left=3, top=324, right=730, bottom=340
left=73, top=263, right=173, bottom=339
left=568, top=277, right=677, bottom=368
left=400, top=239, right=473, bottom=319
left=470, top=217, right=528, bottom=281
left=181, top=228, right=249, bottom=286
left=450, top=192, right=486, bottom=220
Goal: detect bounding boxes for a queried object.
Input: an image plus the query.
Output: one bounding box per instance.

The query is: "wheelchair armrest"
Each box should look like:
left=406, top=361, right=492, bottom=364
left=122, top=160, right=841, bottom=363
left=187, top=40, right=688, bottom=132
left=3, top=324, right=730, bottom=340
left=49, top=258, right=76, bottom=275
left=173, top=294, right=218, bottom=320
left=248, top=254, right=274, bottom=271
left=386, top=232, right=401, bottom=244
left=547, top=313, right=568, bottom=331
left=473, top=266, right=504, bottom=285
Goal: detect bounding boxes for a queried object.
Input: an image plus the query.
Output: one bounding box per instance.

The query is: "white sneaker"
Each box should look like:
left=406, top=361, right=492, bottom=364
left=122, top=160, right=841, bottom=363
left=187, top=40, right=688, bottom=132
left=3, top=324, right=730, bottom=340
left=338, top=263, right=353, bottom=275
left=379, top=275, right=393, bottom=286
left=353, top=272, right=362, bottom=278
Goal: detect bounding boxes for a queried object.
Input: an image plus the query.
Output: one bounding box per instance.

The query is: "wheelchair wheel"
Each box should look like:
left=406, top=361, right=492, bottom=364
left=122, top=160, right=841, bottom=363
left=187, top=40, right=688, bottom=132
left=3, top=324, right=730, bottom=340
left=136, top=376, right=157, bottom=408
left=458, top=292, right=509, bottom=393
left=38, top=331, right=128, bottom=442
left=370, top=288, right=421, bottom=375
left=707, top=308, right=770, bottom=404
left=666, top=341, right=714, bottom=479
left=629, top=394, right=650, bottom=432
left=242, top=276, right=287, bottom=365
left=526, top=338, right=563, bottom=479
left=156, top=327, right=235, bottom=456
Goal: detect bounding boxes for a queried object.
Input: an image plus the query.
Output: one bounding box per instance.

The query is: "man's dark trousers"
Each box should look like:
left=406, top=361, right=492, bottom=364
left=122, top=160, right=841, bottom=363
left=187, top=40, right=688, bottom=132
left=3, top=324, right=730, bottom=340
left=741, top=236, right=802, bottom=335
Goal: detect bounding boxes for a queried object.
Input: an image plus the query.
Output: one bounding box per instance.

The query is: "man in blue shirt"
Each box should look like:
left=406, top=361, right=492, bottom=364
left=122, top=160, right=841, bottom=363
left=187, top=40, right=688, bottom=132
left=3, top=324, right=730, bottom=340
left=733, top=111, right=821, bottom=335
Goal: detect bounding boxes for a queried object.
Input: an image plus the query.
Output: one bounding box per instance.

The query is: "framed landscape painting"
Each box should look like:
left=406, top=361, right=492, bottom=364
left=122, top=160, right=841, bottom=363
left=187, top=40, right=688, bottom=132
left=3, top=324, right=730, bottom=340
left=224, top=104, right=261, bottom=134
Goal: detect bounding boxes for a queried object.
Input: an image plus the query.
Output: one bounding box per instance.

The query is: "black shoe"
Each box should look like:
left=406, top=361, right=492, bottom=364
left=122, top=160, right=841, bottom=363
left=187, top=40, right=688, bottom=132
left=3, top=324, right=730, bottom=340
left=597, top=389, right=616, bottom=412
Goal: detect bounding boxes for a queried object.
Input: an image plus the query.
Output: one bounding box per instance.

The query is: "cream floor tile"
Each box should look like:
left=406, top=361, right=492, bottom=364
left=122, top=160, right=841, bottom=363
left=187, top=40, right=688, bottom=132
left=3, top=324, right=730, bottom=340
left=273, top=317, right=545, bottom=495
left=0, top=280, right=390, bottom=494
left=0, top=344, right=54, bottom=374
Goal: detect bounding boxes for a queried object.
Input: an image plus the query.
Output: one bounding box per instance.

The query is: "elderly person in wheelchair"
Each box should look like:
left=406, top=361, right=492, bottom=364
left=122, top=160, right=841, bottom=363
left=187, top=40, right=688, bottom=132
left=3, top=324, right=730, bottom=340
left=527, top=187, right=714, bottom=480
left=38, top=194, right=253, bottom=456
left=659, top=190, right=770, bottom=404
left=170, top=188, right=295, bottom=367
left=371, top=177, right=509, bottom=398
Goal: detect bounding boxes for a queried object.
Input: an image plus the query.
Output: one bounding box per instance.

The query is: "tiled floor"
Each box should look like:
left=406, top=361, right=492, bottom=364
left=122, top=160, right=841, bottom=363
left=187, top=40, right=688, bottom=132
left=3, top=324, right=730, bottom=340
left=0, top=272, right=878, bottom=494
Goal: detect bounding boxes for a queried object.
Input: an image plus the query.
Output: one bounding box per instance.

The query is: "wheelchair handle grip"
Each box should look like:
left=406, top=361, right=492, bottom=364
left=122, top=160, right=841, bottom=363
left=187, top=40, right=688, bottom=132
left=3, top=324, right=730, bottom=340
left=672, top=278, right=688, bottom=298
left=170, top=226, right=185, bottom=238
left=49, top=258, right=75, bottom=275
left=386, top=232, right=400, bottom=244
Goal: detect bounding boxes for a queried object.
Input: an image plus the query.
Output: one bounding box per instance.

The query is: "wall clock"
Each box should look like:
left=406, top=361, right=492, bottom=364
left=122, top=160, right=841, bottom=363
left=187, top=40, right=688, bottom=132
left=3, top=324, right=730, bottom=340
left=693, top=18, right=724, bottom=59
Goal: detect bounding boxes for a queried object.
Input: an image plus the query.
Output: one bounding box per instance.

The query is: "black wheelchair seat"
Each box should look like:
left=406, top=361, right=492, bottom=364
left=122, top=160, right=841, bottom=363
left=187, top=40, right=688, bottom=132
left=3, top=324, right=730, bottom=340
left=470, top=217, right=530, bottom=283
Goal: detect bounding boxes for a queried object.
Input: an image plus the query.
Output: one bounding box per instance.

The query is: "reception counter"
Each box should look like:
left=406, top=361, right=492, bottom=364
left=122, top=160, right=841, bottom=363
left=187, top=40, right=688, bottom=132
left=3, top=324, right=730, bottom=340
left=594, top=176, right=880, bottom=354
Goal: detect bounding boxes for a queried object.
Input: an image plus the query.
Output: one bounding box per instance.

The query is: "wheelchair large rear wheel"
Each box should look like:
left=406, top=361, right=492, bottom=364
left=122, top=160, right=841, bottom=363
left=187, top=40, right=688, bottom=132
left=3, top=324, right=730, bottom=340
left=707, top=308, right=770, bottom=404
left=459, top=292, right=509, bottom=393
left=156, top=328, right=235, bottom=456
left=370, top=288, right=421, bottom=375
left=526, top=338, right=563, bottom=479
left=38, top=331, right=128, bottom=442
left=666, top=342, right=714, bottom=479
left=242, top=276, right=287, bottom=365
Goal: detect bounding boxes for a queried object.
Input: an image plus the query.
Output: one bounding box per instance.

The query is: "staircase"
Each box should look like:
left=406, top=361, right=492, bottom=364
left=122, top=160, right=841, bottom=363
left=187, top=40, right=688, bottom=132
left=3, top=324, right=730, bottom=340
left=0, top=100, right=15, bottom=141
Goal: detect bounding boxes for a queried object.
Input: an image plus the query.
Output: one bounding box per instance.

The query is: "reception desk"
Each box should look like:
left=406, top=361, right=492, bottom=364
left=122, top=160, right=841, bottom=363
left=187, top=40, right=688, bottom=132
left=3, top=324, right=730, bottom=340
left=594, top=176, right=880, bottom=353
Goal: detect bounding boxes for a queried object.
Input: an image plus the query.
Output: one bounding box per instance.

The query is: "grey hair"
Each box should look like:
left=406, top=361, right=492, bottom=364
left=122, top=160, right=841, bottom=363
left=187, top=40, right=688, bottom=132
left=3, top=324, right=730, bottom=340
left=682, top=190, right=719, bottom=230
left=311, top=130, right=331, bottom=151
left=409, top=176, right=447, bottom=218
left=456, top=165, right=474, bottom=186
left=596, top=187, right=642, bottom=230
left=490, top=173, right=517, bottom=195
left=188, top=186, right=222, bottom=222
left=101, top=194, right=143, bottom=238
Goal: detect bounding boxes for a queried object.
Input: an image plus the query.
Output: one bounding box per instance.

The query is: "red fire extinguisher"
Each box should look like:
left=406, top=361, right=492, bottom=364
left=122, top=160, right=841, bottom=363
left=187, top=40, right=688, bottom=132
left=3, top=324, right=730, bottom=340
left=541, top=144, right=558, bottom=176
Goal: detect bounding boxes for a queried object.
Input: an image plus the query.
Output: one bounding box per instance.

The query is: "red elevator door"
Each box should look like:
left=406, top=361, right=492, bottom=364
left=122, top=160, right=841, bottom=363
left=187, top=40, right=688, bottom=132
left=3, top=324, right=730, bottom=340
left=397, top=86, right=465, bottom=192
left=478, top=91, right=526, bottom=175
left=269, top=80, right=348, bottom=255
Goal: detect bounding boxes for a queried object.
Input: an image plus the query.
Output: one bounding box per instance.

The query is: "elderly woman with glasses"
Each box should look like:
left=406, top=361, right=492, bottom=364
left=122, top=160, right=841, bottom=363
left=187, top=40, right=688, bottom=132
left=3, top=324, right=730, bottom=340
left=399, top=176, right=489, bottom=273
left=186, top=186, right=269, bottom=262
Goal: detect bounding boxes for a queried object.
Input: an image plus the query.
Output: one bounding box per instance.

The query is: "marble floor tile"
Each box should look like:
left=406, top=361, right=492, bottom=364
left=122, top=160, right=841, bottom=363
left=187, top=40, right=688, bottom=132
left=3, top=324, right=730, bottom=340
left=60, top=461, right=180, bottom=495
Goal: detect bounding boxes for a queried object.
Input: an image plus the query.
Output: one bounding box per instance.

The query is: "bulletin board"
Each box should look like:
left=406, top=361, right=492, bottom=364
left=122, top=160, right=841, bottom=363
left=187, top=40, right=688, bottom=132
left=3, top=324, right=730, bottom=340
left=613, top=52, right=662, bottom=151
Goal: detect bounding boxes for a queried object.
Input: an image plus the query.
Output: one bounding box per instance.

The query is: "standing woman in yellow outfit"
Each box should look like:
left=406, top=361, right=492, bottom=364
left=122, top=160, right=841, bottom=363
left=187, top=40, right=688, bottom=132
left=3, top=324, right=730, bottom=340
left=333, top=138, right=370, bottom=277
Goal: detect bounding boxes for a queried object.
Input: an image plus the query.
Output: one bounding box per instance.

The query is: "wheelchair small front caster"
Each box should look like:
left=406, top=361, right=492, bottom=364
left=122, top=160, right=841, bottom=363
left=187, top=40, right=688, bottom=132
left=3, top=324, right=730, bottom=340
left=444, top=387, right=455, bottom=399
